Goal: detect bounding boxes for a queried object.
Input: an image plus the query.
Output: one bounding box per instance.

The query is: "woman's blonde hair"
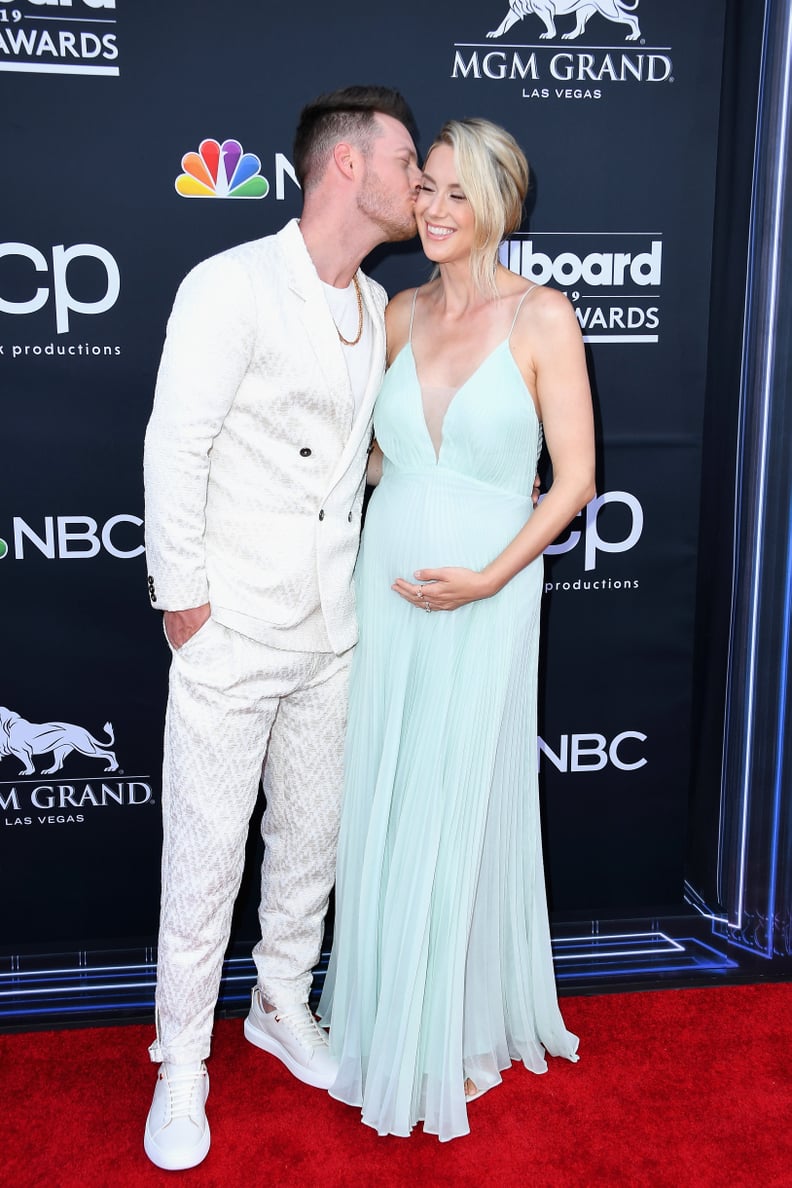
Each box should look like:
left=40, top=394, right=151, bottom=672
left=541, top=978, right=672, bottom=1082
left=426, top=117, right=529, bottom=295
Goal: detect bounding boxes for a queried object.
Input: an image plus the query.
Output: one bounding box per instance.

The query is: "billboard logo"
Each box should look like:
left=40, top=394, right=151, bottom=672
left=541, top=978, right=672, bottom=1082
left=176, top=139, right=270, bottom=200
left=503, top=233, right=662, bottom=343
left=0, top=242, right=120, bottom=333
left=487, top=0, right=642, bottom=42
left=0, top=705, right=118, bottom=777
left=0, top=0, right=119, bottom=78
left=505, top=238, right=660, bottom=287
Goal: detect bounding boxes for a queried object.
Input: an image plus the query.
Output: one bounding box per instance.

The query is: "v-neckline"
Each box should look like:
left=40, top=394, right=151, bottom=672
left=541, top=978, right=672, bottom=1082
left=406, top=339, right=510, bottom=463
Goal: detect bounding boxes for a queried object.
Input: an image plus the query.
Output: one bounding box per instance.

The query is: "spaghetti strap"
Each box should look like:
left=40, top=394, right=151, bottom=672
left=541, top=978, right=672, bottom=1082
left=408, top=288, right=420, bottom=342
left=508, top=285, right=536, bottom=340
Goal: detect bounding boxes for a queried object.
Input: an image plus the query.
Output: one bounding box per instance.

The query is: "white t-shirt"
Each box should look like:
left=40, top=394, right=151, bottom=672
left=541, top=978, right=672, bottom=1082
left=321, top=278, right=374, bottom=422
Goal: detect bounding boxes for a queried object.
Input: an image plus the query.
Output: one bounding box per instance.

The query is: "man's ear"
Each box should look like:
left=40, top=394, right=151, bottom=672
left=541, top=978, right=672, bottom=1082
left=332, top=140, right=357, bottom=181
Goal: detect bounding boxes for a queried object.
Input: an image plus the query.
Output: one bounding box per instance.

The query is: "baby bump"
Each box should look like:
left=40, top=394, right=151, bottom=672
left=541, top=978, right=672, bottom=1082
left=361, top=467, right=535, bottom=578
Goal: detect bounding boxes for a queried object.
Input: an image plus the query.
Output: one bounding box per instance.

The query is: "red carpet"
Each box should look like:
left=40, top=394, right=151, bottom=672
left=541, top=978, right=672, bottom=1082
left=2, top=983, right=791, bottom=1187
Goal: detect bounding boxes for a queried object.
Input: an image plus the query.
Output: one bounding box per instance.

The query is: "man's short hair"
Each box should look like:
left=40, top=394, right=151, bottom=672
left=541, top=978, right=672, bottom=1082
left=293, top=85, right=417, bottom=190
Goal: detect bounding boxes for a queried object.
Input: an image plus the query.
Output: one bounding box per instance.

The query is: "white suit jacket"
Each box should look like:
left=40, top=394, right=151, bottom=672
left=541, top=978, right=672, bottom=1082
left=143, top=219, right=387, bottom=654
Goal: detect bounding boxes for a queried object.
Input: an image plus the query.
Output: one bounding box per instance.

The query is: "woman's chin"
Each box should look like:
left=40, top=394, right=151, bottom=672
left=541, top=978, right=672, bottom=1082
left=418, top=238, right=450, bottom=263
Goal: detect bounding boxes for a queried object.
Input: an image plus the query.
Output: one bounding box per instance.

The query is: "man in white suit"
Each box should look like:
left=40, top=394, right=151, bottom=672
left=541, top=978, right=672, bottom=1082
left=142, top=86, right=420, bottom=1171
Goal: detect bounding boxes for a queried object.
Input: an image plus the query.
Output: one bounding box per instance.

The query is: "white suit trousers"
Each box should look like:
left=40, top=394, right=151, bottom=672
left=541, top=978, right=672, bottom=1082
left=148, top=617, right=351, bottom=1065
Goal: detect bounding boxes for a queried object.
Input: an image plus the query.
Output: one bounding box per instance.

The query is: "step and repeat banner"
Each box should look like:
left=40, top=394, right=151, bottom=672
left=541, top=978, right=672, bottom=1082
left=1, top=1, right=727, bottom=990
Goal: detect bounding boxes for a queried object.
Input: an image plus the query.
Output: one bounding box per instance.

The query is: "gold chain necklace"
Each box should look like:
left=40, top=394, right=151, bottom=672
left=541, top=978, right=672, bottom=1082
left=336, top=274, right=364, bottom=347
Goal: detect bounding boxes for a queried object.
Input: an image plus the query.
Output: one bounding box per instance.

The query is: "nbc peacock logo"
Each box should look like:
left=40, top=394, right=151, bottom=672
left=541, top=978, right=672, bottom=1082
left=175, top=139, right=270, bottom=199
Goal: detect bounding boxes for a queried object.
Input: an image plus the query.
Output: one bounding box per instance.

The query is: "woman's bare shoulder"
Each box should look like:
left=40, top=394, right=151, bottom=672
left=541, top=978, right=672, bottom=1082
left=385, top=286, right=423, bottom=360
left=512, top=283, right=581, bottom=345
left=386, top=285, right=421, bottom=321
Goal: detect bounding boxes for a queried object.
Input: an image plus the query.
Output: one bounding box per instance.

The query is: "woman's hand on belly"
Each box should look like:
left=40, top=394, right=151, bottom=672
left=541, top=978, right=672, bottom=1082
left=392, top=566, right=495, bottom=612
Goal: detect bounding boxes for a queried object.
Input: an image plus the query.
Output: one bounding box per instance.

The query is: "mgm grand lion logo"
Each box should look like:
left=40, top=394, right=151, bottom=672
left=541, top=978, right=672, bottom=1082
left=488, top=0, right=642, bottom=41
left=0, top=705, right=119, bottom=776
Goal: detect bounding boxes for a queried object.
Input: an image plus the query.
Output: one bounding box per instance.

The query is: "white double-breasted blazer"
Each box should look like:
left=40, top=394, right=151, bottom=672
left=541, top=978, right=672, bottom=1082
left=143, top=219, right=388, bottom=654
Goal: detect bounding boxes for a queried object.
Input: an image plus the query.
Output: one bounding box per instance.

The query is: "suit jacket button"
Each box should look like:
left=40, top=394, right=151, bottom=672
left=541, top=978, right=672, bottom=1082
left=318, top=509, right=325, bottom=521
left=300, top=447, right=312, bottom=457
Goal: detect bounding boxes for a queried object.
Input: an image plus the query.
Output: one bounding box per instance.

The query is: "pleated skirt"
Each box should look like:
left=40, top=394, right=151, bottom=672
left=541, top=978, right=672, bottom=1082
left=318, top=466, right=579, bottom=1141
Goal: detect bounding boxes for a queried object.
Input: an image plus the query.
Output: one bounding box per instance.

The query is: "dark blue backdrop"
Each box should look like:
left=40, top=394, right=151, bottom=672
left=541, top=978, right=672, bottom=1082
left=1, top=0, right=788, bottom=1026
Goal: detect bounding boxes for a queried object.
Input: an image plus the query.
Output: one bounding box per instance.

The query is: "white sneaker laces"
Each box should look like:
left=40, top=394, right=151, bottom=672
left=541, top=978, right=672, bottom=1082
left=275, top=1006, right=327, bottom=1052
left=165, top=1065, right=205, bottom=1121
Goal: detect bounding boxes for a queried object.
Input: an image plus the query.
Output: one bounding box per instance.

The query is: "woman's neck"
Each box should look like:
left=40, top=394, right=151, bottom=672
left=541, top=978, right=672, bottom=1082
left=431, top=260, right=502, bottom=318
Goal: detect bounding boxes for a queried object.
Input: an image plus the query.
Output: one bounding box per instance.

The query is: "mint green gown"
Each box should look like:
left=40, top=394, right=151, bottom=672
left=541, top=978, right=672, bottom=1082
left=318, top=293, right=579, bottom=1142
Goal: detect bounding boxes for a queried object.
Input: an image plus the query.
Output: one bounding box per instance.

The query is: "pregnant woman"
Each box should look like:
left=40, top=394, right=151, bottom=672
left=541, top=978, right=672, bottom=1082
left=319, top=117, right=595, bottom=1141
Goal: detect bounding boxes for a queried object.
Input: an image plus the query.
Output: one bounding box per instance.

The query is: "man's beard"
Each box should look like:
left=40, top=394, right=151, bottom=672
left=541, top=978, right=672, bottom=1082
left=357, top=168, right=417, bottom=242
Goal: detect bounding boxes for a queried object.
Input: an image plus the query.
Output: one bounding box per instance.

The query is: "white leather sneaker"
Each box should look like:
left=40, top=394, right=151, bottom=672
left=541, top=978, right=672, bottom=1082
left=244, top=988, right=338, bottom=1090
left=143, top=1060, right=210, bottom=1171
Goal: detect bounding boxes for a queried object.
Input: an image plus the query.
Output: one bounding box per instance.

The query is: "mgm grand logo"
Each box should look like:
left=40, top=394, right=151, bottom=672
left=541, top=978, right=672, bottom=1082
left=0, top=704, right=153, bottom=825
left=0, top=705, right=118, bottom=776
left=453, top=1, right=673, bottom=93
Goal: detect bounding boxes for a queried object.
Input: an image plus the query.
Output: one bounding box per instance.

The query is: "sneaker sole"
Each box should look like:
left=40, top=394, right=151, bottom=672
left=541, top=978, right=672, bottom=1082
left=143, top=1120, right=211, bottom=1171
left=243, top=1015, right=336, bottom=1090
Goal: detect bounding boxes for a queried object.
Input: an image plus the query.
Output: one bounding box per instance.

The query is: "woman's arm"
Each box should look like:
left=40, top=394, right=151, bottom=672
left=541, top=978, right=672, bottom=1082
left=480, top=285, right=595, bottom=592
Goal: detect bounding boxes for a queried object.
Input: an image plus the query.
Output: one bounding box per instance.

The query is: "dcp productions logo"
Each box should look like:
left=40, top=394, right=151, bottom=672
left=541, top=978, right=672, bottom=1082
left=502, top=232, right=662, bottom=344
left=543, top=489, right=644, bottom=595
left=0, top=0, right=119, bottom=78
left=0, top=241, right=122, bottom=358
left=0, top=703, right=154, bottom=828
left=450, top=0, right=673, bottom=102
left=175, top=140, right=300, bottom=202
